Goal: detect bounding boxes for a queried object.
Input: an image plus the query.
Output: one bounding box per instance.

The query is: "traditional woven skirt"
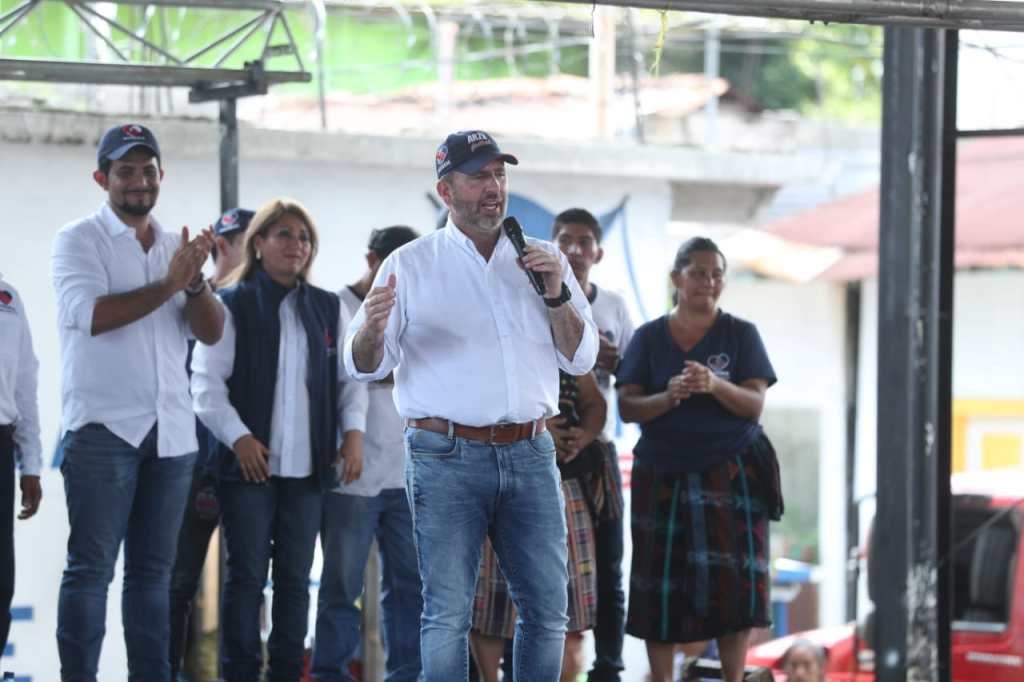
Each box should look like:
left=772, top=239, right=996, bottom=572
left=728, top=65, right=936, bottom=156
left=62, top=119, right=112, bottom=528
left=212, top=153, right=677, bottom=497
left=472, top=477, right=598, bottom=637
left=625, top=434, right=780, bottom=643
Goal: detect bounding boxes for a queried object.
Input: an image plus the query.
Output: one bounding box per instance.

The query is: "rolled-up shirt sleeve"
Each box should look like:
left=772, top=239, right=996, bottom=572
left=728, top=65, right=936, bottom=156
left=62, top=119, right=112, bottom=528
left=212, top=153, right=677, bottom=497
left=191, top=308, right=250, bottom=450
left=52, top=226, right=108, bottom=333
left=337, top=301, right=368, bottom=433
left=555, top=249, right=599, bottom=375
left=13, top=297, right=42, bottom=476
left=343, top=255, right=404, bottom=383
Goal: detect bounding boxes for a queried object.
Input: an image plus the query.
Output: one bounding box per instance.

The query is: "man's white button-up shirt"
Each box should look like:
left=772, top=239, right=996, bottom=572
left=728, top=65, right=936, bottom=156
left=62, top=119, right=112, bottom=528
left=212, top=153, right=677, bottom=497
left=51, top=203, right=198, bottom=457
left=344, top=221, right=598, bottom=426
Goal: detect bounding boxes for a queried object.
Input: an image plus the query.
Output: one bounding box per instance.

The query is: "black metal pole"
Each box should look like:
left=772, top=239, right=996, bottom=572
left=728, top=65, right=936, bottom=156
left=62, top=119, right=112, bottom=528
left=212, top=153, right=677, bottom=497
left=219, top=97, right=239, bottom=212
left=875, top=26, right=954, bottom=682
left=936, top=31, right=958, bottom=682
left=844, top=281, right=861, bottom=623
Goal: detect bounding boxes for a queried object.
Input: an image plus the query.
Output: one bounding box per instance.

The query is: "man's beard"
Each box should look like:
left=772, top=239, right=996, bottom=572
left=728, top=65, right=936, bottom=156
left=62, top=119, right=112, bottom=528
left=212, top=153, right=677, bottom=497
left=451, top=196, right=504, bottom=233
left=115, top=196, right=155, bottom=217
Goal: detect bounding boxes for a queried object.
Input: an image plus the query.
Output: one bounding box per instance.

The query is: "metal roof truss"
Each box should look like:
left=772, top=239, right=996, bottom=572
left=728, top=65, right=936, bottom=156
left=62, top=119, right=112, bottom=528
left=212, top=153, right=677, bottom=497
left=0, top=0, right=310, bottom=101
left=539, top=0, right=1024, bottom=32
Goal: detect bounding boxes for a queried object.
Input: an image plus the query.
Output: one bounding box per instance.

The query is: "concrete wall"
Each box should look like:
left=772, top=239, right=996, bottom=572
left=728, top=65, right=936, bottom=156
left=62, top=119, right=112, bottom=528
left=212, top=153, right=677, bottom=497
left=855, top=271, right=1024, bottom=498
left=726, top=278, right=851, bottom=629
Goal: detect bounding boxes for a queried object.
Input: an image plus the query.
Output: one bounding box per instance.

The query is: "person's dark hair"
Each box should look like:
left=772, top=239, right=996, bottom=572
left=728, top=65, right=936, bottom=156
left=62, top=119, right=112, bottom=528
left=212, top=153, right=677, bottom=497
left=672, top=236, right=727, bottom=274
left=781, top=639, right=827, bottom=670
left=98, top=149, right=161, bottom=176
left=368, top=225, right=419, bottom=260
left=552, top=208, right=602, bottom=243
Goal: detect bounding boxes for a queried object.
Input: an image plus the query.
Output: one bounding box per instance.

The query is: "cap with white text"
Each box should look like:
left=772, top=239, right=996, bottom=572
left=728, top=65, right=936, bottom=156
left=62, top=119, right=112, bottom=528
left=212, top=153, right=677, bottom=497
left=435, top=130, right=518, bottom=179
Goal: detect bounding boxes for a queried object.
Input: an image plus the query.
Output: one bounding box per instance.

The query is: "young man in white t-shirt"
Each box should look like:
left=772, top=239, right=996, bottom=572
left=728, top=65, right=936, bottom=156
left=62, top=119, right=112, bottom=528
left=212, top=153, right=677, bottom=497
left=313, top=225, right=422, bottom=681
left=552, top=208, right=635, bottom=682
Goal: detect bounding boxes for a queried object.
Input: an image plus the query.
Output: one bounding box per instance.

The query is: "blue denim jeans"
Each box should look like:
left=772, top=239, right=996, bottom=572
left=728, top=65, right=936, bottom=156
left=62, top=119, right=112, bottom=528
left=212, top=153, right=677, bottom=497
left=219, top=477, right=322, bottom=682
left=589, top=442, right=626, bottom=681
left=312, top=488, right=422, bottom=681
left=168, top=469, right=220, bottom=679
left=404, top=427, right=568, bottom=682
left=57, top=424, right=196, bottom=682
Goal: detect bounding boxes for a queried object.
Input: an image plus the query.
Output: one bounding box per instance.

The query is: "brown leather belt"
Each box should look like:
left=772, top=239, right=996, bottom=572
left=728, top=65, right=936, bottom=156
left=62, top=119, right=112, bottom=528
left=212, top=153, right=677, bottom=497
left=406, top=417, right=546, bottom=445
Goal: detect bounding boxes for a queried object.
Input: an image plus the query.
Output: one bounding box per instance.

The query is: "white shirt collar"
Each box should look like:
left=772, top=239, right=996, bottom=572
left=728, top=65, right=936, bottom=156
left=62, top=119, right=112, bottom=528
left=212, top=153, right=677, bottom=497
left=99, top=201, right=163, bottom=240
left=443, top=216, right=511, bottom=258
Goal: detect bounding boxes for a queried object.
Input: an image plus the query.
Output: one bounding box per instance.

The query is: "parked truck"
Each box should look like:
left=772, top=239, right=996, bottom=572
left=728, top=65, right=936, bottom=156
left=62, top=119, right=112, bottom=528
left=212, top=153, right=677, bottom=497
left=747, top=468, right=1024, bottom=681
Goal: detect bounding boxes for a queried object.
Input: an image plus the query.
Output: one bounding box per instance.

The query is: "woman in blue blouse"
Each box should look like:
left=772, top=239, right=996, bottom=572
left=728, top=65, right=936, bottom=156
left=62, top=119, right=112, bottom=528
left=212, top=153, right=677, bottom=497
left=617, top=237, right=783, bottom=682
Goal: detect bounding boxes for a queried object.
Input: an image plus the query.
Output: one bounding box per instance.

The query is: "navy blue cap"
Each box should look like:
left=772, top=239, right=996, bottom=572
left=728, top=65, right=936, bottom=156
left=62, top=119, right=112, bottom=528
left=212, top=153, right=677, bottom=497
left=97, top=123, right=160, bottom=166
left=214, top=208, right=255, bottom=237
left=435, top=130, right=518, bottom=179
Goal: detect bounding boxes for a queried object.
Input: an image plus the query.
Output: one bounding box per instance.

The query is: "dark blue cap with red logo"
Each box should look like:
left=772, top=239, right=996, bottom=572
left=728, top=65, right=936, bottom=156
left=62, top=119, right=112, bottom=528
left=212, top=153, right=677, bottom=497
left=97, top=123, right=161, bottom=166
left=435, top=130, right=518, bottom=179
left=214, top=208, right=255, bottom=237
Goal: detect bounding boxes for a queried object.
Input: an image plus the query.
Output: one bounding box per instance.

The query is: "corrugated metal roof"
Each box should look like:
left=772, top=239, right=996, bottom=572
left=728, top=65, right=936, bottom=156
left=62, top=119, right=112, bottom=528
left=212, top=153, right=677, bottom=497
left=756, top=135, right=1024, bottom=280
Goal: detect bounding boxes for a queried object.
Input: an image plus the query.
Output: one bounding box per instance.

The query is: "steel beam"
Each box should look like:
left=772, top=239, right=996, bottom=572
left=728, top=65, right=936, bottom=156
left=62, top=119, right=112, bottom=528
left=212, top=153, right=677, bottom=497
left=874, top=25, right=955, bottom=682
left=538, top=0, right=1024, bottom=31
left=0, top=59, right=309, bottom=87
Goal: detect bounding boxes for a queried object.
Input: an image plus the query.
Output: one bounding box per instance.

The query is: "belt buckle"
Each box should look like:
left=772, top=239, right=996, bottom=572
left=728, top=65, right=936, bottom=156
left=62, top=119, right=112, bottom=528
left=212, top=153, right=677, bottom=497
left=492, top=422, right=519, bottom=444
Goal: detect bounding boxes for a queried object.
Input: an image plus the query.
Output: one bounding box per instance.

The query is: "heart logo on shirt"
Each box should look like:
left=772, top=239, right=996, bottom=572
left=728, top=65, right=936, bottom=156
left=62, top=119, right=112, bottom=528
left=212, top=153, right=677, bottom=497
left=0, top=290, right=12, bottom=305
left=707, top=353, right=730, bottom=372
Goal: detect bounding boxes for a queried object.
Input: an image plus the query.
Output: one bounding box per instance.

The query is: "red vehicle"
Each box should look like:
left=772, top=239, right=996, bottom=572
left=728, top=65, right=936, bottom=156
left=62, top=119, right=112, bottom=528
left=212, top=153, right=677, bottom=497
left=748, top=469, right=1024, bottom=681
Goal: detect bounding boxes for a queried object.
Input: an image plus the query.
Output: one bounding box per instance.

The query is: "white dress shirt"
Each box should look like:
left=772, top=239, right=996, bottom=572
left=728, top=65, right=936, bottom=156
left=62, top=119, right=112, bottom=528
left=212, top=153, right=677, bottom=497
left=191, top=287, right=368, bottom=479
left=0, top=276, right=42, bottom=475
left=51, top=203, right=197, bottom=457
left=343, top=220, right=599, bottom=426
left=334, top=286, right=405, bottom=496
left=588, top=284, right=636, bottom=441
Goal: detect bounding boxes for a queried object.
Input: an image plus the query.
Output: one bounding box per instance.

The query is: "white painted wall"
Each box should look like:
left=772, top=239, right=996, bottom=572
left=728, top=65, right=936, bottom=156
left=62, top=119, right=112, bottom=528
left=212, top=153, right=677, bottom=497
left=726, top=278, right=851, bottom=629
left=855, top=271, right=1024, bottom=501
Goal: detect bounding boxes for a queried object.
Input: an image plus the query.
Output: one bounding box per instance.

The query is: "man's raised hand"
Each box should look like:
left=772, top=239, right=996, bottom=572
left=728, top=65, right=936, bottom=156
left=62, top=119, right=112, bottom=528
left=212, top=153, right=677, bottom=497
left=166, top=226, right=213, bottom=292
left=364, top=273, right=397, bottom=335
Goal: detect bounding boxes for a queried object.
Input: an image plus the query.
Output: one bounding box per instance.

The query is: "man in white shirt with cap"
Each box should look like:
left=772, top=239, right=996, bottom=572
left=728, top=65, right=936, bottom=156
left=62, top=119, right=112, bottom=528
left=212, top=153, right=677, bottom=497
left=345, top=130, right=599, bottom=681
left=50, top=122, right=224, bottom=682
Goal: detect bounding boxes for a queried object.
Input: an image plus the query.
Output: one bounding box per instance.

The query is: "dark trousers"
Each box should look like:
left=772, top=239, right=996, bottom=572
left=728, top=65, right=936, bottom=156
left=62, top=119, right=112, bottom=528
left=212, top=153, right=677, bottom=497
left=589, top=442, right=626, bottom=681
left=219, top=477, right=322, bottom=682
left=0, top=425, right=14, bottom=657
left=168, top=469, right=220, bottom=679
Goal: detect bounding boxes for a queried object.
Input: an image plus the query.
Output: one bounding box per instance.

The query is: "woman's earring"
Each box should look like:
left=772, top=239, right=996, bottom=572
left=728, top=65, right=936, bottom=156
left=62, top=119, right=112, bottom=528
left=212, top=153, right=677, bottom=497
left=256, top=250, right=262, bottom=260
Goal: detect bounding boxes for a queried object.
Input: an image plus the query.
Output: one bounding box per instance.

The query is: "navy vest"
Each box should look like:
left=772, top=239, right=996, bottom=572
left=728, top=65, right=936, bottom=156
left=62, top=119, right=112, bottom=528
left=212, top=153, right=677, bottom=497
left=213, top=268, right=340, bottom=490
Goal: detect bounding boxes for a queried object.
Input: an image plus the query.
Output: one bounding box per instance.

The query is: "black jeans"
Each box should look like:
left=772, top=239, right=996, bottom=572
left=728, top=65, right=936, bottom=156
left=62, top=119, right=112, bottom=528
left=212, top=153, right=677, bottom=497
left=168, top=469, right=220, bottom=679
left=588, top=441, right=626, bottom=681
left=0, top=425, right=14, bottom=658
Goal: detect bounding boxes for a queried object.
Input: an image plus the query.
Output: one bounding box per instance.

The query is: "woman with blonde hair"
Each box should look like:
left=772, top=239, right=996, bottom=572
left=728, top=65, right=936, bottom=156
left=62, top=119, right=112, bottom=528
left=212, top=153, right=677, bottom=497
left=191, top=198, right=367, bottom=681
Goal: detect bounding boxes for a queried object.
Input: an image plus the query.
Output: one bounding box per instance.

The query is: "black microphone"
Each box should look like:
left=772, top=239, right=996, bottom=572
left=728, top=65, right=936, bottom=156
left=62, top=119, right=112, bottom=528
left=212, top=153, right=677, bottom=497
left=502, top=216, right=546, bottom=296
